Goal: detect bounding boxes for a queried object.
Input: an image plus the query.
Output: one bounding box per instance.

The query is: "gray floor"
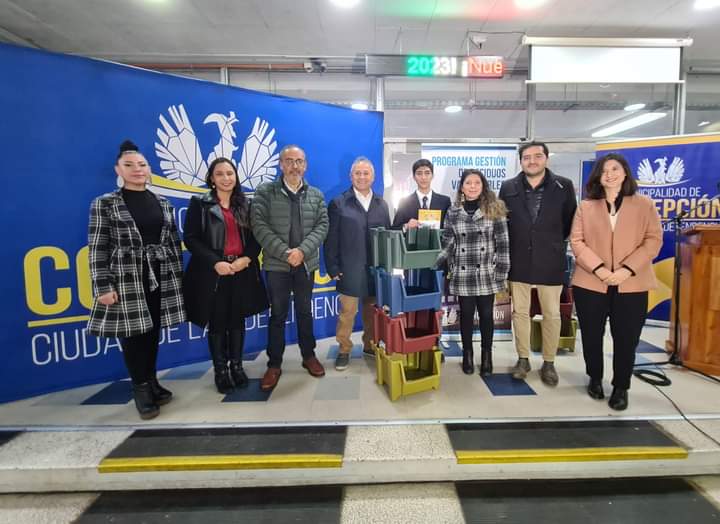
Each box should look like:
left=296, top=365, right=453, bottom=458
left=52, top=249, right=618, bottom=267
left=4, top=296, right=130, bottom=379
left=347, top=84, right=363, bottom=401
left=0, top=477, right=718, bottom=524
left=0, top=327, right=718, bottom=428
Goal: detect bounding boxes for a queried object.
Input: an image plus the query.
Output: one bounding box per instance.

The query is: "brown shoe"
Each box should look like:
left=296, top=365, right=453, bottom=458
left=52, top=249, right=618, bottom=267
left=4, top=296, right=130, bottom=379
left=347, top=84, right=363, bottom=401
left=302, top=356, right=326, bottom=378
left=260, top=367, right=282, bottom=391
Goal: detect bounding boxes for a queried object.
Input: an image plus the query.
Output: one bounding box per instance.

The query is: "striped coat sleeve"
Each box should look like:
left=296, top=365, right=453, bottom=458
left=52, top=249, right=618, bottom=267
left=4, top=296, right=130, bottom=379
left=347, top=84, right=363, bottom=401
left=169, top=206, right=184, bottom=275
left=88, top=197, right=114, bottom=297
left=493, top=217, right=510, bottom=281
left=435, top=208, right=456, bottom=270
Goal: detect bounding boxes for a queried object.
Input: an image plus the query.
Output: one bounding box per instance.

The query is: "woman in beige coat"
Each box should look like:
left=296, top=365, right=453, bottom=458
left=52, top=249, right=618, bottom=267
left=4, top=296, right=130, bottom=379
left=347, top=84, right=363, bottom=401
left=570, top=153, right=662, bottom=411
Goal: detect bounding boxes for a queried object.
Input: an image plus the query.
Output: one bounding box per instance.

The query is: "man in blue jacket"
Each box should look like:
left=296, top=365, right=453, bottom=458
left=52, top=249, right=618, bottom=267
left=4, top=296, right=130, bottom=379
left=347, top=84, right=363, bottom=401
left=325, top=157, right=391, bottom=371
left=499, top=142, right=577, bottom=387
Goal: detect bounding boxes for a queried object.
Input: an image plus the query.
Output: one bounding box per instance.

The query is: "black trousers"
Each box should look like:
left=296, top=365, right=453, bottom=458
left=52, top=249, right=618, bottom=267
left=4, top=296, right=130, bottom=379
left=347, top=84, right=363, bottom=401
left=573, top=285, right=648, bottom=390
left=458, top=294, right=495, bottom=353
left=120, top=262, right=161, bottom=385
left=265, top=269, right=316, bottom=368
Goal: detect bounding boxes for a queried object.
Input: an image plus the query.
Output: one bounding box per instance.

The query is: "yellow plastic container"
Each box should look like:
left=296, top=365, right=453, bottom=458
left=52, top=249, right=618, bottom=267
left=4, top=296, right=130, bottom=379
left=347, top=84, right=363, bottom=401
left=530, top=317, right=578, bottom=352
left=374, top=344, right=442, bottom=401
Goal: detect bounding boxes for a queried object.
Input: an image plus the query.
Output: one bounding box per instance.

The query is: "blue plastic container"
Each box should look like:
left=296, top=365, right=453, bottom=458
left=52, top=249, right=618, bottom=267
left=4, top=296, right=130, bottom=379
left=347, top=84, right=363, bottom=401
left=373, top=267, right=444, bottom=318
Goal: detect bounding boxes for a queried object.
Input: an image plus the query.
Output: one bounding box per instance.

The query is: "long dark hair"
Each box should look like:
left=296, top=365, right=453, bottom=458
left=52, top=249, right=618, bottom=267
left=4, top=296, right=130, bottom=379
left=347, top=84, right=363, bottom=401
left=206, top=157, right=249, bottom=228
left=454, top=169, right=507, bottom=219
left=585, top=153, right=638, bottom=200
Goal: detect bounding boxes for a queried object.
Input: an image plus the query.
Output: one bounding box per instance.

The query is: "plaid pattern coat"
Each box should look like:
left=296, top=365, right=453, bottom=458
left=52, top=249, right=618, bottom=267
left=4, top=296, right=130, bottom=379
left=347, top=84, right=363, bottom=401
left=87, top=190, right=185, bottom=338
left=436, top=205, right=510, bottom=297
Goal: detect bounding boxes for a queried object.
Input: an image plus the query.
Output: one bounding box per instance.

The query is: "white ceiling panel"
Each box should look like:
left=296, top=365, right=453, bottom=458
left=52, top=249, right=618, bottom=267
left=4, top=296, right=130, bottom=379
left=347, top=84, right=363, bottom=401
left=2, top=0, right=720, bottom=138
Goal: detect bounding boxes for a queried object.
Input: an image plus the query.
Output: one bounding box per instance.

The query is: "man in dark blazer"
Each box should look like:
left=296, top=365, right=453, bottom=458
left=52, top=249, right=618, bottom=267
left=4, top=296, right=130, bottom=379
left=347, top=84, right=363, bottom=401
left=392, top=159, right=451, bottom=230
left=499, top=141, right=577, bottom=387
left=325, top=157, right=391, bottom=371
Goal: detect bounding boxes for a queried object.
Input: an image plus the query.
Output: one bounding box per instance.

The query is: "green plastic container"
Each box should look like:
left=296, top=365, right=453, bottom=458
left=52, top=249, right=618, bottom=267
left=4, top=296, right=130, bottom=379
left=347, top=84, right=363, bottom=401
left=370, top=227, right=443, bottom=271
left=530, top=317, right=578, bottom=352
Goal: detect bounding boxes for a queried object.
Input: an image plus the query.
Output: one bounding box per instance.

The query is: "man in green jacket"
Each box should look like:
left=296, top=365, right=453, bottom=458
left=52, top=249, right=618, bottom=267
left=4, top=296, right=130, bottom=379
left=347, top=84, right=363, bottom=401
left=252, top=145, right=329, bottom=391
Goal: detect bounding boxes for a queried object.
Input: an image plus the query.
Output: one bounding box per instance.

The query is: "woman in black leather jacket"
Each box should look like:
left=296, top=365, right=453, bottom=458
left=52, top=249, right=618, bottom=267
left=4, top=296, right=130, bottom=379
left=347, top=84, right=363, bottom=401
left=183, top=158, right=268, bottom=393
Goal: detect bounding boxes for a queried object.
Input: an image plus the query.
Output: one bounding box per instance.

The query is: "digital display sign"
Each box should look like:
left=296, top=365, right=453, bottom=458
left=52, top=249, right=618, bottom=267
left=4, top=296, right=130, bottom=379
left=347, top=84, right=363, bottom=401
left=365, top=54, right=504, bottom=78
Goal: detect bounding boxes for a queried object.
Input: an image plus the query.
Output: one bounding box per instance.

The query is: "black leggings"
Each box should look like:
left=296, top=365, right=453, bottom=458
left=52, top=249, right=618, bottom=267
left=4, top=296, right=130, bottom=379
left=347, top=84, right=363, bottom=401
left=458, top=294, right=495, bottom=353
left=120, top=262, right=162, bottom=385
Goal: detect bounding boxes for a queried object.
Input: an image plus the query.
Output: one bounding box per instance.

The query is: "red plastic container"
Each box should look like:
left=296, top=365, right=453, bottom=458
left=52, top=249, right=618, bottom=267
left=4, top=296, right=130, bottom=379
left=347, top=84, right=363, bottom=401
left=530, top=286, right=574, bottom=320
left=372, top=306, right=442, bottom=355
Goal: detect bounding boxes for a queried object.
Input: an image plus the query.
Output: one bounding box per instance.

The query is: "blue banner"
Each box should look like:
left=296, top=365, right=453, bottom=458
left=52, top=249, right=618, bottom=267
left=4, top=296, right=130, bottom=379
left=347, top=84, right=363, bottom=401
left=0, top=43, right=384, bottom=402
left=596, top=135, right=720, bottom=321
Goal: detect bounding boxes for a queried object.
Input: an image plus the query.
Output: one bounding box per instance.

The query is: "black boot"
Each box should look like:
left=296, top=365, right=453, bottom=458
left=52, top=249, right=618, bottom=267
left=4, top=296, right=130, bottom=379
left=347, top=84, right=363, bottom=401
left=208, top=332, right=234, bottom=394
left=462, top=349, right=474, bottom=375
left=479, top=347, right=493, bottom=376
left=228, top=329, right=249, bottom=389
left=132, top=382, right=159, bottom=420
left=149, top=378, right=173, bottom=405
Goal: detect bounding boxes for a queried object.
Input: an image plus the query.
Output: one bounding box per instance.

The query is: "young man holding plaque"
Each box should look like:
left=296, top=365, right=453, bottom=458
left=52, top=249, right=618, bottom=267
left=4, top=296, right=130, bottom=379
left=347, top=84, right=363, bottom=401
left=392, top=159, right=451, bottom=230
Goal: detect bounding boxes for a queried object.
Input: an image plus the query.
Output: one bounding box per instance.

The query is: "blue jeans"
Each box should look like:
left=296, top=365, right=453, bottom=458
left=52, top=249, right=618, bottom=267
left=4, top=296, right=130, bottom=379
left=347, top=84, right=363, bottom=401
left=265, top=269, right=316, bottom=368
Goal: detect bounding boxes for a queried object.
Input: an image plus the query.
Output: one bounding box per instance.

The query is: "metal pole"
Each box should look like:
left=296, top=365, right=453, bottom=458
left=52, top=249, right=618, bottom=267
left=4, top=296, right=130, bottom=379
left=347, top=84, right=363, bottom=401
left=219, top=66, right=229, bottom=85
left=526, top=84, right=536, bottom=141
left=375, top=77, right=385, bottom=112
left=526, top=46, right=536, bottom=140
left=673, top=71, right=687, bottom=135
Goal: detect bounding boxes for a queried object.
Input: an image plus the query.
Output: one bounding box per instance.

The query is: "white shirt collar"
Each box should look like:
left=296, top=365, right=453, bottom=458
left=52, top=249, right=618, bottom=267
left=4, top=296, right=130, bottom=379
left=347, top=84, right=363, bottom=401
left=416, top=190, right=433, bottom=206
left=353, top=188, right=373, bottom=211
left=282, top=178, right=303, bottom=194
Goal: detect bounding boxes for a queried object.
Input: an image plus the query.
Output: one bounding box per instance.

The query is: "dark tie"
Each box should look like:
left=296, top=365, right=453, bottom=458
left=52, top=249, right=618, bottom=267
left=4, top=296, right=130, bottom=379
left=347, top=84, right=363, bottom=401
left=422, top=196, right=428, bottom=209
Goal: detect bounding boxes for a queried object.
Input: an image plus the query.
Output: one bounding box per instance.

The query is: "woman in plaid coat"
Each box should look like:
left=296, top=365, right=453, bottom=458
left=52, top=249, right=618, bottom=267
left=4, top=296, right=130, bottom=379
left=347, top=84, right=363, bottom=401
left=436, top=169, right=510, bottom=377
left=87, top=140, right=185, bottom=420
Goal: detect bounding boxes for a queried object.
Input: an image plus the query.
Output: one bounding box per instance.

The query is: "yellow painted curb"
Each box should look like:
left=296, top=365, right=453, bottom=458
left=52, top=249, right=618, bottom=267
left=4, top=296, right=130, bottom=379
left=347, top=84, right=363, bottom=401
left=456, top=446, right=688, bottom=464
left=99, top=453, right=343, bottom=473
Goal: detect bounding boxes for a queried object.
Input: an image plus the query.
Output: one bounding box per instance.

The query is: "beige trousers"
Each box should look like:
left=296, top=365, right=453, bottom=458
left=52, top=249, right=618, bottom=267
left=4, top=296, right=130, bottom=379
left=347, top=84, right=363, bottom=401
left=509, top=281, right=562, bottom=361
left=336, top=294, right=376, bottom=354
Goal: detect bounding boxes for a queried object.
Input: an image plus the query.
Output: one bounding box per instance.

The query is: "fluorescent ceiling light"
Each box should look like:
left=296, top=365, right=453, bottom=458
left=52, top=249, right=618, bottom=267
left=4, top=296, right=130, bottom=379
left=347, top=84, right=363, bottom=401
left=444, top=105, right=462, bottom=113
left=331, top=0, right=361, bottom=7
left=351, top=102, right=368, bottom=110
left=515, top=0, right=548, bottom=8
left=694, top=0, right=720, bottom=10
left=698, top=120, right=711, bottom=127
left=624, top=103, right=646, bottom=111
left=592, top=112, right=667, bottom=138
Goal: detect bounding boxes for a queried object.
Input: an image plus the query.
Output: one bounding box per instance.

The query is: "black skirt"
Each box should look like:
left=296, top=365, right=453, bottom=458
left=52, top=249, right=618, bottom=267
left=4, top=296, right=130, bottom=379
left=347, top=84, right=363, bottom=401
left=209, top=273, right=248, bottom=330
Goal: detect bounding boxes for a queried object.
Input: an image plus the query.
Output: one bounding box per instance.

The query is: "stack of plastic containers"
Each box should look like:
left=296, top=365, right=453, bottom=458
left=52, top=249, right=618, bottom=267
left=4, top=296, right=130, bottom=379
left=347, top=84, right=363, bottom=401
left=369, top=227, right=444, bottom=401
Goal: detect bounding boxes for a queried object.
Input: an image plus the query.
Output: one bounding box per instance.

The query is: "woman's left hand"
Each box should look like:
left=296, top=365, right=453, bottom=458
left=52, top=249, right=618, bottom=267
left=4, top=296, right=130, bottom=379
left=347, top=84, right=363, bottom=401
left=230, top=257, right=251, bottom=272
left=603, top=267, right=632, bottom=286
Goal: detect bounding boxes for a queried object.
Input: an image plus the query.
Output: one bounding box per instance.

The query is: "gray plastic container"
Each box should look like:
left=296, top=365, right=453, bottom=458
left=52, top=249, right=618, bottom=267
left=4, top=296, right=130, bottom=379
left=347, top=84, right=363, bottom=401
left=370, top=226, right=443, bottom=271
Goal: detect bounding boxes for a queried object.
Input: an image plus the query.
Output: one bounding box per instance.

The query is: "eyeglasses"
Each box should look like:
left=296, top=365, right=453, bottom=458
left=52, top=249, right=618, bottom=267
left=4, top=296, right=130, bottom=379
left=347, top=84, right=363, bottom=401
left=282, top=158, right=306, bottom=167
left=521, top=153, right=546, bottom=162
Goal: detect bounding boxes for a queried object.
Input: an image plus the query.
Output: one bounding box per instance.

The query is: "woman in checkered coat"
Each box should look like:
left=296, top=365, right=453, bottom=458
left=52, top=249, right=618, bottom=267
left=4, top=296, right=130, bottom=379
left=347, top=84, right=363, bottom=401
left=436, top=169, right=510, bottom=377
left=87, top=140, right=185, bottom=420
